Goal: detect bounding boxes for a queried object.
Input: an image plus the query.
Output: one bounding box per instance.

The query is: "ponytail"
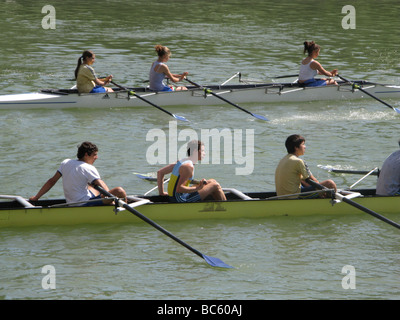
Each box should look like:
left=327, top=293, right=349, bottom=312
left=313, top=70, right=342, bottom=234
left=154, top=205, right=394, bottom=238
left=303, top=41, right=320, bottom=56
left=74, top=50, right=94, bottom=79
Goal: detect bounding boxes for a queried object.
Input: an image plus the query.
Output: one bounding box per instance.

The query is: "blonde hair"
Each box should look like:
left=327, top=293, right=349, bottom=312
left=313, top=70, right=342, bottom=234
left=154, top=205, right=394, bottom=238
left=154, top=44, right=171, bottom=58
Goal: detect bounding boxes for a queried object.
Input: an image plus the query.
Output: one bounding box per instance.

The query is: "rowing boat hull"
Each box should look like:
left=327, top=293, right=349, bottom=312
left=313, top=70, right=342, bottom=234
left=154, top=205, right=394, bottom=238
left=1, top=82, right=400, bottom=110
left=1, top=190, right=399, bottom=228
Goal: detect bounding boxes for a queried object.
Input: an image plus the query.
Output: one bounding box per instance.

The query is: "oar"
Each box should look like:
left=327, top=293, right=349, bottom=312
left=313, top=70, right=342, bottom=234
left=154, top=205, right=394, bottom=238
left=348, top=167, right=379, bottom=190
left=133, top=171, right=158, bottom=182
left=318, top=165, right=380, bottom=176
left=305, top=178, right=400, bottom=230
left=338, top=75, right=400, bottom=114
left=272, top=74, right=299, bottom=79
left=93, top=184, right=233, bottom=268
left=111, top=81, right=189, bottom=122
left=185, top=78, right=269, bottom=121
left=144, top=178, right=170, bottom=196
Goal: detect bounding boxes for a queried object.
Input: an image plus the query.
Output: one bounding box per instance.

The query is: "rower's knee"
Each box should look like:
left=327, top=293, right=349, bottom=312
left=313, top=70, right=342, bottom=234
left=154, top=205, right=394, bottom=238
left=111, top=187, right=127, bottom=198
left=322, top=179, right=336, bottom=191
left=207, top=179, right=222, bottom=190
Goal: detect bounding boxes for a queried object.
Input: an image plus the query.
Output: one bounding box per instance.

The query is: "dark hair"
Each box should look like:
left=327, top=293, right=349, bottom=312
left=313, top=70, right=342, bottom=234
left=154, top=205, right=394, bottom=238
left=285, top=134, right=305, bottom=154
left=77, top=141, right=98, bottom=159
left=303, top=41, right=320, bottom=56
left=74, top=50, right=94, bottom=79
left=187, top=140, right=204, bottom=156
left=154, top=44, right=171, bottom=58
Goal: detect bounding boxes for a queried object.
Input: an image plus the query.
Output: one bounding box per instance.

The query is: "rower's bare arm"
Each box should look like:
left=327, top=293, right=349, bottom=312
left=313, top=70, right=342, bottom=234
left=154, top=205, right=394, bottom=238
left=160, top=64, right=187, bottom=83
left=157, top=163, right=175, bottom=196
left=313, top=61, right=338, bottom=77
left=29, top=171, right=61, bottom=201
left=92, top=179, right=110, bottom=192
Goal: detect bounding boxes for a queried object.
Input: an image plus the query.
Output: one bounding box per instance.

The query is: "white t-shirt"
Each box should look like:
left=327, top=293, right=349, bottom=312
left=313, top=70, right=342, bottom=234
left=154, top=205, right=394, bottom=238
left=376, top=150, right=400, bottom=196
left=57, top=159, right=101, bottom=203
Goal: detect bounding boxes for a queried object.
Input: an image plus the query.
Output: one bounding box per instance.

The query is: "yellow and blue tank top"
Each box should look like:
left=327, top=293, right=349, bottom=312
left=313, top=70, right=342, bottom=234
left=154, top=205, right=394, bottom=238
left=168, top=159, right=194, bottom=197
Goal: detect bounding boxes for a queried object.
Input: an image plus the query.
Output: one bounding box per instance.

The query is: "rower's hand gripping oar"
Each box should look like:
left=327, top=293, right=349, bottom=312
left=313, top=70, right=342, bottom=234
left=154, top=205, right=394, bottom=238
left=305, top=178, right=400, bottom=230
left=92, top=184, right=233, bottom=268
left=338, top=75, right=400, bottom=114
left=185, top=78, right=269, bottom=121
left=111, top=81, right=189, bottom=122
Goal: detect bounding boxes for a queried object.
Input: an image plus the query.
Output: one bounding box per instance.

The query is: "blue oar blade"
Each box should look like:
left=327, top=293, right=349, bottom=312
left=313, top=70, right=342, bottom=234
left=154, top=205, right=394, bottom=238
left=202, top=254, right=234, bottom=268
left=394, top=107, right=400, bottom=114
left=251, top=113, right=269, bottom=121
left=173, top=114, right=189, bottom=122
left=133, top=172, right=156, bottom=181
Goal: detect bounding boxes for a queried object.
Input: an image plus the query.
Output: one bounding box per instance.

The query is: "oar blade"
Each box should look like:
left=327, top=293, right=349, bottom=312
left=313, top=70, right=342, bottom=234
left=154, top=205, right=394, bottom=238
left=202, top=254, right=234, bottom=269
left=394, top=107, right=400, bottom=114
left=251, top=113, right=269, bottom=121
left=173, top=114, right=189, bottom=122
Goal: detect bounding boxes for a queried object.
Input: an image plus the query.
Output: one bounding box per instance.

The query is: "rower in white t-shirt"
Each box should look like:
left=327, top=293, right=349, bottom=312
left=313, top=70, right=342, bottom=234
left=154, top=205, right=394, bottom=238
left=30, top=142, right=126, bottom=206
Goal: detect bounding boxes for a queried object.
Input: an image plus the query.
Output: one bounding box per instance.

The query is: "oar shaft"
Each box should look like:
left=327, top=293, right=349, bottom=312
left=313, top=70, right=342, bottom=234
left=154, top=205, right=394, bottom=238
left=186, top=78, right=247, bottom=110
left=341, top=196, right=400, bottom=230
left=93, top=184, right=233, bottom=268
left=331, top=169, right=379, bottom=176
left=349, top=167, right=379, bottom=189
left=338, top=75, right=397, bottom=112
left=307, top=178, right=400, bottom=231
left=111, top=81, right=188, bottom=121
left=273, top=74, right=299, bottom=79
left=93, top=184, right=204, bottom=259
left=185, top=78, right=268, bottom=121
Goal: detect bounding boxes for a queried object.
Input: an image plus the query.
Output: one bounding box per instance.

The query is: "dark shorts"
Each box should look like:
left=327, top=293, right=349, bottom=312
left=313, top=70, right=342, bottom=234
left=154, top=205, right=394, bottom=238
left=170, top=192, right=201, bottom=203
left=82, top=192, right=104, bottom=206
left=300, top=185, right=319, bottom=199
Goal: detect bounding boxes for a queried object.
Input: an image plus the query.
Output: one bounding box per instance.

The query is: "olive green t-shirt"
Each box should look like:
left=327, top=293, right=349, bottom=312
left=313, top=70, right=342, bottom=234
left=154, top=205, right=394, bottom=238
left=76, top=64, right=96, bottom=93
left=275, top=154, right=311, bottom=197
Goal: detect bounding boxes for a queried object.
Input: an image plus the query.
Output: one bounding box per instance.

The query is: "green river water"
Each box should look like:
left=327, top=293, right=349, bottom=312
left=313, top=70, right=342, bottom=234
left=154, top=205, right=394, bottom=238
left=0, top=0, right=399, bottom=302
